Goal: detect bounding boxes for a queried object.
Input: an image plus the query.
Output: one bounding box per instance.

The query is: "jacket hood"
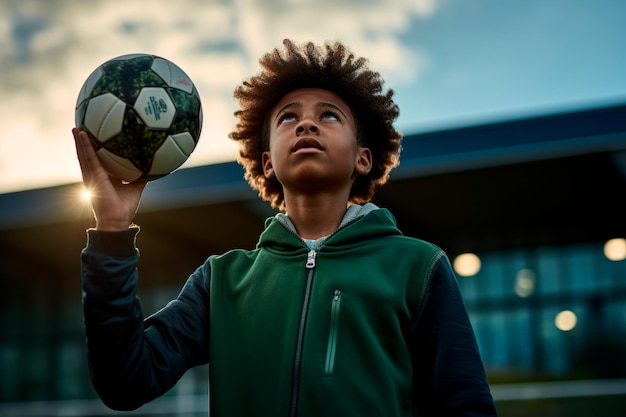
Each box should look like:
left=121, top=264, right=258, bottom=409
left=257, top=207, right=403, bottom=253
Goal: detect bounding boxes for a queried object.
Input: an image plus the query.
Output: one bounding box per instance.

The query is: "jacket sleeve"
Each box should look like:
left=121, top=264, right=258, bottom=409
left=409, top=253, right=497, bottom=416
left=81, top=227, right=210, bottom=411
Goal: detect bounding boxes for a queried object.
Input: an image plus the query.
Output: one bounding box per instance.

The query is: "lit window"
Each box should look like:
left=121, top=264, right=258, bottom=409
left=453, top=253, right=481, bottom=277
left=555, top=310, right=577, bottom=331
left=604, top=238, right=626, bottom=261
left=515, top=268, right=536, bottom=297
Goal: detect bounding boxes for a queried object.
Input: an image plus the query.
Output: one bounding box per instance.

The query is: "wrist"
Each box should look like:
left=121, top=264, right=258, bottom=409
left=86, top=227, right=139, bottom=257
left=95, top=219, right=135, bottom=231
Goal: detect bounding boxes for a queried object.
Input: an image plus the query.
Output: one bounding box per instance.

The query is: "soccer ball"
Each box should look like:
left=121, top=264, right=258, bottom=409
left=75, top=53, right=203, bottom=182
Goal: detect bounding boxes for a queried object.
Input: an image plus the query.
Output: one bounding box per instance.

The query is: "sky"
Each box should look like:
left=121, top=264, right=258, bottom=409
left=1, top=0, right=625, bottom=194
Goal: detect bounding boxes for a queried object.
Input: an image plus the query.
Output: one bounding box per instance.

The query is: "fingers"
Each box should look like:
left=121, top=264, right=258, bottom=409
left=73, top=128, right=95, bottom=185
left=73, top=128, right=110, bottom=187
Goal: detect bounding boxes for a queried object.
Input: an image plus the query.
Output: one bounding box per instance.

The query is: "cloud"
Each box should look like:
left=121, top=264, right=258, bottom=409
left=0, top=0, right=435, bottom=193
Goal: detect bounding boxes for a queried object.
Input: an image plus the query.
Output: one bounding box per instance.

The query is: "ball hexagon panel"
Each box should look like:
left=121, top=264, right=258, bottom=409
left=96, top=148, right=143, bottom=183
left=151, top=57, right=194, bottom=94
left=134, top=87, right=176, bottom=129
left=170, top=132, right=197, bottom=156
left=84, top=93, right=126, bottom=143
left=149, top=132, right=197, bottom=176
left=75, top=66, right=104, bottom=113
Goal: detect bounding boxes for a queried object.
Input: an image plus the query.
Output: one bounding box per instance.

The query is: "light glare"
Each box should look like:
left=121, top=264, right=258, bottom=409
left=81, top=189, right=92, bottom=201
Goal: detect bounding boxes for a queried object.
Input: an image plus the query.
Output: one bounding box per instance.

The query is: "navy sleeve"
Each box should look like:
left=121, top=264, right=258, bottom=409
left=409, top=254, right=497, bottom=416
left=81, top=228, right=210, bottom=411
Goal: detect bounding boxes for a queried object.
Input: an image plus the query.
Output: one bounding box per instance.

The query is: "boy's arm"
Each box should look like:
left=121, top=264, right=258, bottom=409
left=409, top=255, right=497, bottom=416
left=81, top=227, right=210, bottom=411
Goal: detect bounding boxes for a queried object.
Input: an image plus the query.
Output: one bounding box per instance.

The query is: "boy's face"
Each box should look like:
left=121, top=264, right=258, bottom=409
left=262, top=88, right=371, bottom=195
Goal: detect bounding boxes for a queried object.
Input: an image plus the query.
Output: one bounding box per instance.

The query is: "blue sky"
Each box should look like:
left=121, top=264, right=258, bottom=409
left=396, top=0, right=626, bottom=129
left=1, top=0, right=624, bottom=193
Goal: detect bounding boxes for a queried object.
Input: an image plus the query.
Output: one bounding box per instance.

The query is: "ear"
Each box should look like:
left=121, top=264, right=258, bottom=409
left=354, top=147, right=372, bottom=176
left=262, top=151, right=275, bottom=179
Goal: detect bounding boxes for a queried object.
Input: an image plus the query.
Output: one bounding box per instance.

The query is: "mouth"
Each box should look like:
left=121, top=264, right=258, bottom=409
left=292, top=138, right=324, bottom=153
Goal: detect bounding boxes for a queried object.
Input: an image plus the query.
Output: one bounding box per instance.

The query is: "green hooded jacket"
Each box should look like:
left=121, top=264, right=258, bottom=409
left=81, top=207, right=496, bottom=416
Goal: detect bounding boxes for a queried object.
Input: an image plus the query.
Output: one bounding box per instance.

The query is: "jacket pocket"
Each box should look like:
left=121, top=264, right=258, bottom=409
left=325, top=289, right=342, bottom=376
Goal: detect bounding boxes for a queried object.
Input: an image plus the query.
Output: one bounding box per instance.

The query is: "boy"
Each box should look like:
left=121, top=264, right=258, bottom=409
left=74, top=39, right=497, bottom=416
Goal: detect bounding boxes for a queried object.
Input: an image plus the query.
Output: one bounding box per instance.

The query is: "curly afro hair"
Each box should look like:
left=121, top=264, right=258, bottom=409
left=229, top=39, right=402, bottom=211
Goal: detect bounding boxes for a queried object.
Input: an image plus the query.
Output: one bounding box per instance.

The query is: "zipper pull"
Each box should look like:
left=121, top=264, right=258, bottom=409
left=306, top=250, right=317, bottom=269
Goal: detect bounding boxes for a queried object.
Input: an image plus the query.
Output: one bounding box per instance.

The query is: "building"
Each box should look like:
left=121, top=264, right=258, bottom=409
left=1, top=103, right=625, bottom=416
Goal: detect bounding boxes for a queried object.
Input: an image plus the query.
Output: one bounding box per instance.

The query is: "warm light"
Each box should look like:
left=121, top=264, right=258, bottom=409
left=453, top=253, right=481, bottom=277
left=81, top=189, right=92, bottom=202
left=555, top=310, right=577, bottom=331
left=604, top=238, right=626, bottom=261
left=515, top=268, right=536, bottom=298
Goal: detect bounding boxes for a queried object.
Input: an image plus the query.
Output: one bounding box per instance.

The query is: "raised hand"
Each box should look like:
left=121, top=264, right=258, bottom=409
left=73, top=128, right=148, bottom=231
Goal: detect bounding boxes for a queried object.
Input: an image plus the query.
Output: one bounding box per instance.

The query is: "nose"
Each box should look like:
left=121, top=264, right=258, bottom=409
left=296, top=120, right=319, bottom=135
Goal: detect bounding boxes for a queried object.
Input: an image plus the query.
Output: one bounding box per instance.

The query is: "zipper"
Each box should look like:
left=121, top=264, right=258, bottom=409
left=324, top=289, right=342, bottom=376
left=289, top=249, right=317, bottom=417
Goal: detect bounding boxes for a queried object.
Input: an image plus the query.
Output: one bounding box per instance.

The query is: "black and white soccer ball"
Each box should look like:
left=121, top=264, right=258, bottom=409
left=75, top=53, right=203, bottom=182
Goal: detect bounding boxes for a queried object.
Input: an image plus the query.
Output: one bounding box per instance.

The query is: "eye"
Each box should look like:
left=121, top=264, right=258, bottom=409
left=277, top=112, right=298, bottom=124
left=321, top=111, right=339, bottom=121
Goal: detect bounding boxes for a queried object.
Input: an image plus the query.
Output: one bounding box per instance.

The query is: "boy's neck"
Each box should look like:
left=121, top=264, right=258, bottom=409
left=284, top=192, right=349, bottom=240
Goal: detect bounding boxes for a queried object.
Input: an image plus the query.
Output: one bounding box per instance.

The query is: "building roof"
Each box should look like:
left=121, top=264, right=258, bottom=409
left=1, top=103, right=625, bottom=287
